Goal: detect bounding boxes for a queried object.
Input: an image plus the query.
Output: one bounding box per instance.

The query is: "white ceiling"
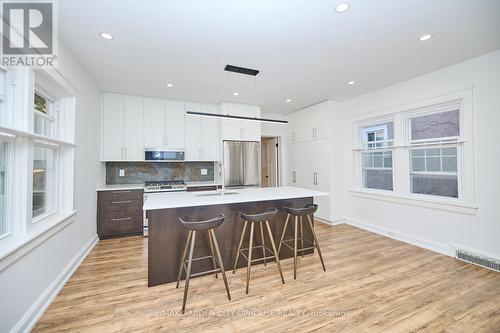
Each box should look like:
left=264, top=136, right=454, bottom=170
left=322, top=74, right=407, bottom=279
left=60, top=0, right=500, bottom=114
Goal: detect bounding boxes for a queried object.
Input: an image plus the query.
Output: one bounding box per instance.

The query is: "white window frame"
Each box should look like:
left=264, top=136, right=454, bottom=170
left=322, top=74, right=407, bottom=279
left=0, top=67, right=77, bottom=268
left=350, top=89, right=477, bottom=215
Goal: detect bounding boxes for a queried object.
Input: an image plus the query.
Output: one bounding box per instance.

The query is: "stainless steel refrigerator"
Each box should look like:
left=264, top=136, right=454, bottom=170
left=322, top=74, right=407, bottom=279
left=223, top=141, right=261, bottom=188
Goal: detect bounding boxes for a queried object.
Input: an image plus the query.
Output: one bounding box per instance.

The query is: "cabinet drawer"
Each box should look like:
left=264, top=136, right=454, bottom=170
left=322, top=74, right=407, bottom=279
left=99, top=200, right=143, bottom=219
left=186, top=185, right=218, bottom=192
left=98, top=189, right=143, bottom=202
left=98, top=214, right=143, bottom=238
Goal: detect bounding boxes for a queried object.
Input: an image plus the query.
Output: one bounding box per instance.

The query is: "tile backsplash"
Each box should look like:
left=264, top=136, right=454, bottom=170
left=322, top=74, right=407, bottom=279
left=106, top=162, right=215, bottom=185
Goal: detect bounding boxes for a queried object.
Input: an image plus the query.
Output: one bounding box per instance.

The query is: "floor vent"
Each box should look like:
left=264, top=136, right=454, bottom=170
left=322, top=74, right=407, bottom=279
left=456, top=249, right=500, bottom=272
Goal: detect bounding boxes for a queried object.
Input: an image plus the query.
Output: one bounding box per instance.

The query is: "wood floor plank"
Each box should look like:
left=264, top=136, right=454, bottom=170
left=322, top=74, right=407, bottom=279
left=33, top=223, right=500, bottom=333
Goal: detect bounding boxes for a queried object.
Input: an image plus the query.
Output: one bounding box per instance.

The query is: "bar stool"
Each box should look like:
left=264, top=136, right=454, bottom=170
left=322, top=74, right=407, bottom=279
left=176, top=214, right=231, bottom=313
left=233, top=208, right=285, bottom=294
left=278, top=204, right=326, bottom=280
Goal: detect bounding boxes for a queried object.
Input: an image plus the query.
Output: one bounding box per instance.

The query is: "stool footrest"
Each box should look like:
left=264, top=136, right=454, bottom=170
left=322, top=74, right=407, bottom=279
left=239, top=246, right=276, bottom=263
left=282, top=238, right=315, bottom=246
left=282, top=242, right=316, bottom=253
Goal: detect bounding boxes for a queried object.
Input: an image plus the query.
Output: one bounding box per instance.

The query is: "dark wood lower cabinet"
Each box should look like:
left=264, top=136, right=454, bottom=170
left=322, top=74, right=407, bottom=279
left=97, top=189, right=143, bottom=239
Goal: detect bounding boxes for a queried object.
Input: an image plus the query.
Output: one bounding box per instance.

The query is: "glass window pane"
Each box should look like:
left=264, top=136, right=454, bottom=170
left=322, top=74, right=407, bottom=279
left=426, top=157, right=441, bottom=171
left=411, top=174, right=458, bottom=198
left=363, top=153, right=372, bottom=168
left=33, top=146, right=56, bottom=218
left=367, top=132, right=375, bottom=142
left=426, top=148, right=440, bottom=156
left=442, top=147, right=457, bottom=156
left=411, top=149, right=425, bottom=157
left=383, top=151, right=392, bottom=168
left=363, top=169, right=393, bottom=190
left=0, top=142, right=7, bottom=235
left=412, top=157, right=425, bottom=171
left=35, top=93, right=47, bottom=113
left=373, top=152, right=383, bottom=167
left=411, top=110, right=460, bottom=140
left=442, top=156, right=457, bottom=172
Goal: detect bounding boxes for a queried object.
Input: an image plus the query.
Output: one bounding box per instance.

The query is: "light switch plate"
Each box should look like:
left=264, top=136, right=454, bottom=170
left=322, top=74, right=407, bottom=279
left=119, top=169, right=125, bottom=177
left=200, top=168, right=208, bottom=175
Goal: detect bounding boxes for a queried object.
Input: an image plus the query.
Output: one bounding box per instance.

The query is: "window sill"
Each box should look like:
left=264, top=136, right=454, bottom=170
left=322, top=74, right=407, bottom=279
left=0, top=210, right=78, bottom=271
left=348, top=189, right=477, bottom=215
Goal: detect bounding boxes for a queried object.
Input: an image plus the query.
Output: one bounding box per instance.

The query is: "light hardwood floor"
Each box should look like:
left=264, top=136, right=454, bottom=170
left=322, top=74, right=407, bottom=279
left=33, top=223, right=500, bottom=333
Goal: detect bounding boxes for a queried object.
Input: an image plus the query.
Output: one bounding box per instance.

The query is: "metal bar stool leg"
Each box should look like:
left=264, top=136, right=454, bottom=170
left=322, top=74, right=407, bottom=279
left=259, top=222, right=266, bottom=266
left=207, top=230, right=218, bottom=279
left=210, top=229, right=231, bottom=301
left=299, top=216, right=304, bottom=258
left=233, top=221, right=248, bottom=273
left=293, top=215, right=298, bottom=280
left=277, top=213, right=290, bottom=255
left=176, top=230, right=192, bottom=289
left=265, top=220, right=285, bottom=284
left=246, top=222, right=255, bottom=294
left=307, top=215, right=326, bottom=272
left=182, top=230, right=196, bottom=313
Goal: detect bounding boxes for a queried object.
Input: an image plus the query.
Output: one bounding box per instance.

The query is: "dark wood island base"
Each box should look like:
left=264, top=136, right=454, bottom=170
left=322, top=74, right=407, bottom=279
left=148, top=197, right=315, bottom=287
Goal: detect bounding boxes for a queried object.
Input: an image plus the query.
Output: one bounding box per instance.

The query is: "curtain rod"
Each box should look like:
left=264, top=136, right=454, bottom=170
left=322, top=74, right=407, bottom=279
left=186, top=111, right=288, bottom=124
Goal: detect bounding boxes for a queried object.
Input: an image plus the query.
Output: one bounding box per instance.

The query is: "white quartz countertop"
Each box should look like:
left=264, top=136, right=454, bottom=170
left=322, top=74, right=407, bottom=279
left=96, top=184, right=144, bottom=191
left=143, top=186, right=329, bottom=210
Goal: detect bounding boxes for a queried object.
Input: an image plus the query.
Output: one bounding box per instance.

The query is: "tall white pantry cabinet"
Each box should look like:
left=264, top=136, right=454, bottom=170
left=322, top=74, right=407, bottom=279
left=287, top=104, right=332, bottom=221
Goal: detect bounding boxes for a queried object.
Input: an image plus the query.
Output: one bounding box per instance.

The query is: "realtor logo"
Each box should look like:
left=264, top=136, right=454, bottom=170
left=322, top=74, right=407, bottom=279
left=1, top=0, right=58, bottom=67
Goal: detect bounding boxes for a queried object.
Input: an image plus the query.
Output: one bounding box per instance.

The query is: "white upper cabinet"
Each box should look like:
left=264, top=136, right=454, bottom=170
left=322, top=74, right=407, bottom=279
left=220, top=103, right=261, bottom=141
left=165, top=100, right=185, bottom=149
left=287, top=104, right=330, bottom=143
left=102, top=94, right=124, bottom=161
left=123, top=96, right=144, bottom=160
left=101, top=94, right=144, bottom=161
left=143, top=98, right=165, bottom=149
left=184, top=102, right=219, bottom=161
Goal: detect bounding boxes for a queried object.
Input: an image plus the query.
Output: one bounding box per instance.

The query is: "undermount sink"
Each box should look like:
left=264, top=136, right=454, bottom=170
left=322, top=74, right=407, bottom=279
left=195, top=191, right=239, bottom=197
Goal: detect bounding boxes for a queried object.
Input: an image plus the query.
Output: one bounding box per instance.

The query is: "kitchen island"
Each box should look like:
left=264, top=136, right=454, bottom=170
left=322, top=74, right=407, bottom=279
left=143, top=186, right=328, bottom=287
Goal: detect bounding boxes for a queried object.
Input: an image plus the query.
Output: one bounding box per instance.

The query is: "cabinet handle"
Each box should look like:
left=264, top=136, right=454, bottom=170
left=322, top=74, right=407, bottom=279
left=313, top=128, right=317, bottom=139
left=112, top=191, right=131, bottom=194
left=112, top=200, right=132, bottom=204
left=292, top=171, right=296, bottom=183
left=112, top=217, right=132, bottom=222
left=124, top=147, right=127, bottom=159
left=120, top=147, right=124, bottom=159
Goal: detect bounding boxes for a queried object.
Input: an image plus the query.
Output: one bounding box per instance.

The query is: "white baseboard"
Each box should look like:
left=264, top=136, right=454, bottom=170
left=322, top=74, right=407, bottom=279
left=345, top=217, right=453, bottom=257
left=12, top=235, right=99, bottom=333
left=315, top=217, right=345, bottom=226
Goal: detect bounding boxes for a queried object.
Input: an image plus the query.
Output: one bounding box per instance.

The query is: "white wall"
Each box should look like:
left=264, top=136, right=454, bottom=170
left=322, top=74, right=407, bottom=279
left=342, top=50, right=500, bottom=258
left=0, top=44, right=100, bottom=332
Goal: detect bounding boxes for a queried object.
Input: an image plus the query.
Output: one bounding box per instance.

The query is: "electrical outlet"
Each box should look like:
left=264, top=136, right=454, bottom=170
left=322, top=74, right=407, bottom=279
left=119, top=169, right=125, bottom=177
left=200, top=168, right=208, bottom=175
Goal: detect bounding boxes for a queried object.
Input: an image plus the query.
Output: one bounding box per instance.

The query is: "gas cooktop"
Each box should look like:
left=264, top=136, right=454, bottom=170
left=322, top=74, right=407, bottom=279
left=144, top=180, right=187, bottom=193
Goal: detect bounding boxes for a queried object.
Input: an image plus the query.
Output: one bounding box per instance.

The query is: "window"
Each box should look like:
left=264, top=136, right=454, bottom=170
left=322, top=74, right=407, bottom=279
left=32, top=145, right=58, bottom=219
left=34, top=92, right=56, bottom=137
left=353, top=95, right=473, bottom=208
left=408, top=109, right=460, bottom=198
left=362, top=121, right=394, bottom=191
left=0, top=141, right=8, bottom=236
left=0, top=69, right=7, bottom=125
left=0, top=68, right=76, bottom=258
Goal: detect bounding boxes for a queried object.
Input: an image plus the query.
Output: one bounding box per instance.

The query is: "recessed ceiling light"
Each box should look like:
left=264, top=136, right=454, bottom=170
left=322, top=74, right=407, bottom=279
left=418, top=34, right=433, bottom=41
left=100, top=32, right=113, bottom=40
left=335, top=2, right=350, bottom=13
left=166, top=83, right=174, bottom=87
left=348, top=81, right=355, bottom=85
left=233, top=92, right=239, bottom=96
left=285, top=99, right=291, bottom=103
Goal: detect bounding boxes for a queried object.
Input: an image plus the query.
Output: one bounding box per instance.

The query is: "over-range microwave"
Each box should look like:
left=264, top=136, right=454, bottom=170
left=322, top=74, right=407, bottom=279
left=144, top=148, right=185, bottom=161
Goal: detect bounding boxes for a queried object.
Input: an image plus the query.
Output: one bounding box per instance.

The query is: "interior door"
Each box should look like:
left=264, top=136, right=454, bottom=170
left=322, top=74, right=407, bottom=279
left=223, top=141, right=244, bottom=187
